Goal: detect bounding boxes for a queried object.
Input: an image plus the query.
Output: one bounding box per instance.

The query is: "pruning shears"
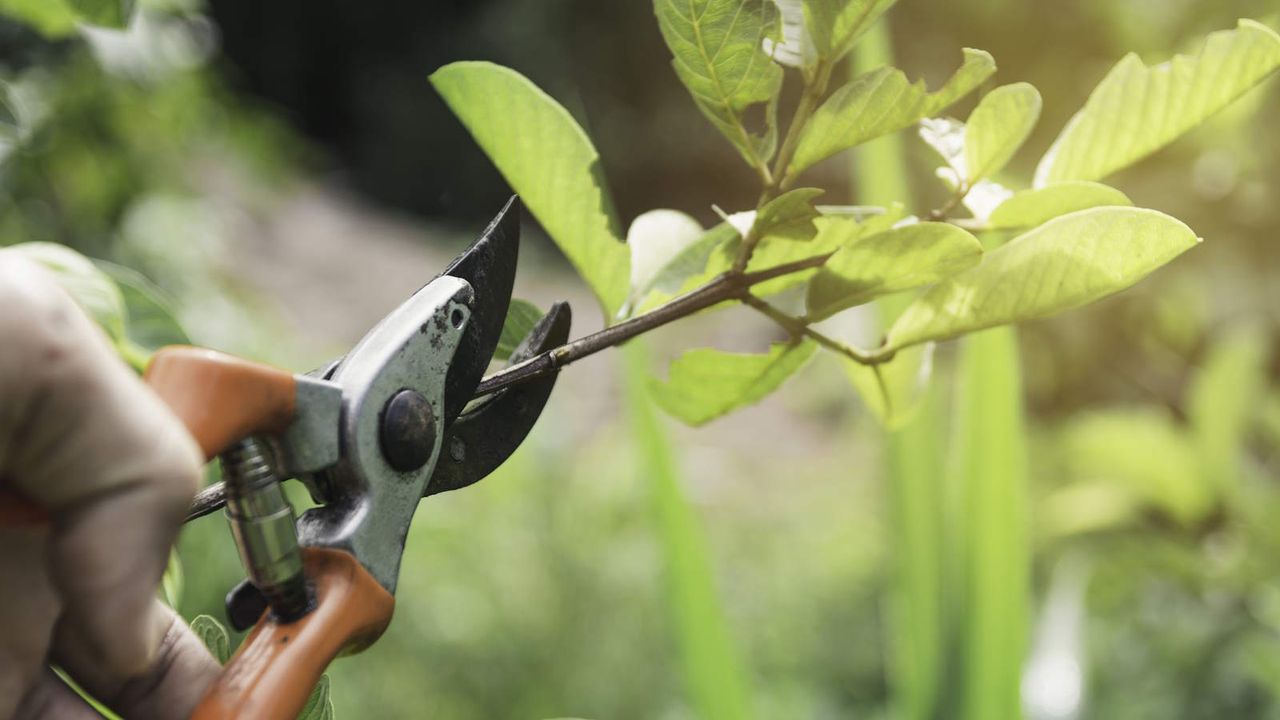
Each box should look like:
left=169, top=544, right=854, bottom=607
left=2, top=197, right=571, bottom=718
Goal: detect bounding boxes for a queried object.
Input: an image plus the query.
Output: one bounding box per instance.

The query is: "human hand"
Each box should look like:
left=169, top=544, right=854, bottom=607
left=0, top=250, right=221, bottom=719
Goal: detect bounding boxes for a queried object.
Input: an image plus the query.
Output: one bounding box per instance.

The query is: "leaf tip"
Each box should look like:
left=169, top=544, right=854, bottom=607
left=1238, top=17, right=1280, bottom=45
left=960, top=47, right=997, bottom=71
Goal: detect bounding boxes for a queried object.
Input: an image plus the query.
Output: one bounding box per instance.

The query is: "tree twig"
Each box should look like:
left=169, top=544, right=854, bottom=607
left=474, top=252, right=835, bottom=397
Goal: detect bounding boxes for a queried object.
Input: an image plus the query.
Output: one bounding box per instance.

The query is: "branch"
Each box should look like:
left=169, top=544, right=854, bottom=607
left=183, top=254, right=836, bottom=523
left=473, top=253, right=834, bottom=397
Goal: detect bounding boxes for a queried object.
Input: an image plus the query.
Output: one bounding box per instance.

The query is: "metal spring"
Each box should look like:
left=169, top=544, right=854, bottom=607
left=221, top=438, right=310, bottom=621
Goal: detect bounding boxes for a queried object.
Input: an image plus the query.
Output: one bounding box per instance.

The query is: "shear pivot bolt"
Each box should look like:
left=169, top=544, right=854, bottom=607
left=380, top=389, right=436, bottom=472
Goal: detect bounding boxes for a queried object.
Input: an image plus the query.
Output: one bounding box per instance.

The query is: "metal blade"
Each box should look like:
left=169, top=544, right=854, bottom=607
left=439, top=195, right=521, bottom=424
left=425, top=301, right=571, bottom=497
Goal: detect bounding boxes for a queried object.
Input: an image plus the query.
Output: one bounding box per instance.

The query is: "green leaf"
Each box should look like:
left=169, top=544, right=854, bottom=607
left=1035, top=19, right=1280, bottom=186
left=630, top=192, right=832, bottom=314
left=751, top=187, right=823, bottom=242
left=1057, top=409, right=1211, bottom=527
left=805, top=221, right=982, bottom=321
left=495, top=299, right=545, bottom=361
left=9, top=242, right=127, bottom=344
left=987, top=181, right=1131, bottom=230
left=962, top=82, right=1041, bottom=184
left=653, top=0, right=783, bottom=170
left=651, top=340, right=817, bottom=425
left=0, top=0, right=80, bottom=36
left=741, top=205, right=908, bottom=298
left=190, top=615, right=231, bottom=664
left=1187, top=325, right=1268, bottom=497
left=65, top=0, right=132, bottom=28
left=885, top=207, right=1200, bottom=351
left=298, top=674, right=336, bottom=720
left=622, top=342, right=754, bottom=720
left=190, top=614, right=334, bottom=718
left=789, top=48, right=995, bottom=177
left=803, top=0, right=898, bottom=63
left=431, top=62, right=631, bottom=317
left=630, top=222, right=739, bottom=316
left=96, top=261, right=189, bottom=351
left=53, top=669, right=123, bottom=720
left=843, top=342, right=933, bottom=429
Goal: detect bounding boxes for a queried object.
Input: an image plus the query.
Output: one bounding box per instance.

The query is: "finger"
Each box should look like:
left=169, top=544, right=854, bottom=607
left=0, top=526, right=59, bottom=720
left=53, top=602, right=221, bottom=720
left=13, top=669, right=101, bottom=720
left=0, top=253, right=203, bottom=674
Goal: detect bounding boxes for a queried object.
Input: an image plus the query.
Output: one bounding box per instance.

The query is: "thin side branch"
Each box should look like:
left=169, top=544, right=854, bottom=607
left=731, top=60, right=836, bottom=274
left=928, top=182, right=972, bottom=221
left=739, top=293, right=891, bottom=366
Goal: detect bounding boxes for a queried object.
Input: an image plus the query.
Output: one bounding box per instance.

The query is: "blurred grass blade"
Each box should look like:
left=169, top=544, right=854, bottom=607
left=1187, top=325, right=1269, bottom=499
left=953, top=327, right=1030, bottom=720
left=882, top=380, right=948, bottom=720
left=53, top=668, right=123, bottom=720
left=851, top=23, right=946, bottom=720
left=623, top=342, right=754, bottom=720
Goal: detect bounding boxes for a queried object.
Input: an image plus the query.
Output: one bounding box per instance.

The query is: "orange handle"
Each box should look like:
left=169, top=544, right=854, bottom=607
left=192, top=547, right=394, bottom=720
left=143, top=346, right=297, bottom=460
left=0, top=345, right=297, bottom=525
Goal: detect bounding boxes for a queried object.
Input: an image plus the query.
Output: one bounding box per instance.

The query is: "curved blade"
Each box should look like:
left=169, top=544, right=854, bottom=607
left=440, top=195, right=521, bottom=424
left=425, top=302, right=571, bottom=497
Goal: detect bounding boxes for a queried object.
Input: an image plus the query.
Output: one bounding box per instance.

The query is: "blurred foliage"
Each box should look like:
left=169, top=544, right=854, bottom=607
left=2, top=1, right=1279, bottom=719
